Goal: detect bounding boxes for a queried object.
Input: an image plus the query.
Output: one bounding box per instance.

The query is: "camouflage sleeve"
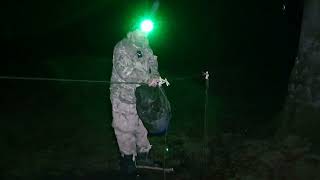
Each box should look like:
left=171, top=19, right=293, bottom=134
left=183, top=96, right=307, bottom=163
left=148, top=55, right=160, bottom=79
left=113, top=43, right=149, bottom=83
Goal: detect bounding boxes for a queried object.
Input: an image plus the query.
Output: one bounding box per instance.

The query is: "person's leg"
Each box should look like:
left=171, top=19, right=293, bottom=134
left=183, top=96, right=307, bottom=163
left=113, top=120, right=137, bottom=177
left=114, top=128, right=137, bottom=178
left=114, top=128, right=137, bottom=157
left=112, top=99, right=139, bottom=176
left=135, top=119, right=152, bottom=154
left=135, top=118, right=161, bottom=167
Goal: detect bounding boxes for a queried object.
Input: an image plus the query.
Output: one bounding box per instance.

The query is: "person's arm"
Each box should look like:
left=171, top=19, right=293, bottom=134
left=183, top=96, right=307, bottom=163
left=148, top=55, right=160, bottom=79
left=147, top=55, right=161, bottom=87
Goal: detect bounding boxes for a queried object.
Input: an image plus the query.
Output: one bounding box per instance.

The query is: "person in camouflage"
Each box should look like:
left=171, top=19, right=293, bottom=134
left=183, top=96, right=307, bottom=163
left=110, top=29, right=161, bottom=176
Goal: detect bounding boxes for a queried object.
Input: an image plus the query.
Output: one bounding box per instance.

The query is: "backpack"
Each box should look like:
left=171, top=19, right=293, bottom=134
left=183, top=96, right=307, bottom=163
left=135, top=85, right=171, bottom=135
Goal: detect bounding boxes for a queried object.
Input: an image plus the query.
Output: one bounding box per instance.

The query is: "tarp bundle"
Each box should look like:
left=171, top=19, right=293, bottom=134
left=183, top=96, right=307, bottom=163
left=135, top=85, right=171, bottom=135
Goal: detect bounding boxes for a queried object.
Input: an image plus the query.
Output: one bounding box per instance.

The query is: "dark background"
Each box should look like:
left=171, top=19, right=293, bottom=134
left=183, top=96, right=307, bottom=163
left=0, top=0, right=304, bottom=177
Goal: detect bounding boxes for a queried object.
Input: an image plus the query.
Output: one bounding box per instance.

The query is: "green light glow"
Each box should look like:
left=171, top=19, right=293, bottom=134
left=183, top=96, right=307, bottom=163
left=140, top=19, right=154, bottom=33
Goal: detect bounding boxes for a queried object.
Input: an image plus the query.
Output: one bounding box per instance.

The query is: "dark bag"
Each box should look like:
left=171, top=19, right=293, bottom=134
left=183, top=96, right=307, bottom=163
left=135, top=85, right=171, bottom=135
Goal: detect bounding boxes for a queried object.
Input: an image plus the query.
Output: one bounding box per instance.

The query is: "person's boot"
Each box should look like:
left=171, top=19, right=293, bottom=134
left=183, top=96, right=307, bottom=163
left=119, top=154, right=137, bottom=179
left=136, top=152, right=162, bottom=167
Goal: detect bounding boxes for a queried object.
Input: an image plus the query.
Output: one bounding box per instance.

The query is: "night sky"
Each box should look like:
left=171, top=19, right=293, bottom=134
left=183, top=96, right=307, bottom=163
left=1, top=0, right=305, bottom=174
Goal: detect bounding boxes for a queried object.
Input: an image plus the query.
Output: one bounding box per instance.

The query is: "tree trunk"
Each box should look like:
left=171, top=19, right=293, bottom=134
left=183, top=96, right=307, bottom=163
left=279, top=0, right=320, bottom=141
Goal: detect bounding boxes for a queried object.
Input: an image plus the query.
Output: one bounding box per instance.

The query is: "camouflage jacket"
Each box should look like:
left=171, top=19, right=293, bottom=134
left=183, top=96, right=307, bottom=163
left=110, top=38, right=160, bottom=104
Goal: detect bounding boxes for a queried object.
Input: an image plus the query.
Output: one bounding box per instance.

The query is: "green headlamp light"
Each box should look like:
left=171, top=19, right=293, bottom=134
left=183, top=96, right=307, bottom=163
left=140, top=19, right=154, bottom=33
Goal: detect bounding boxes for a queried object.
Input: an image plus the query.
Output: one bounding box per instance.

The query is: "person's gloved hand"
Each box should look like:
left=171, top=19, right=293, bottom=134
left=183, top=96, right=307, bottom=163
left=148, top=78, right=160, bottom=87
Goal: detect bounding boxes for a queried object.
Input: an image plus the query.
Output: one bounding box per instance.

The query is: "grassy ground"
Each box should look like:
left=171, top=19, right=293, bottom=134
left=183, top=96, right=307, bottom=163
left=3, top=126, right=320, bottom=180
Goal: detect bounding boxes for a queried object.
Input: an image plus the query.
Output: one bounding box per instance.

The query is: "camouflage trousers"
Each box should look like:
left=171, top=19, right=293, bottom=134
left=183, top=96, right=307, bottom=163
left=111, top=98, right=152, bottom=157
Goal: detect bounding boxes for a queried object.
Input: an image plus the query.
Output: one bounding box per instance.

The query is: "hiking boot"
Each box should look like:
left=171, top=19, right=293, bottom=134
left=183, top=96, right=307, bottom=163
left=119, top=154, right=137, bottom=179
